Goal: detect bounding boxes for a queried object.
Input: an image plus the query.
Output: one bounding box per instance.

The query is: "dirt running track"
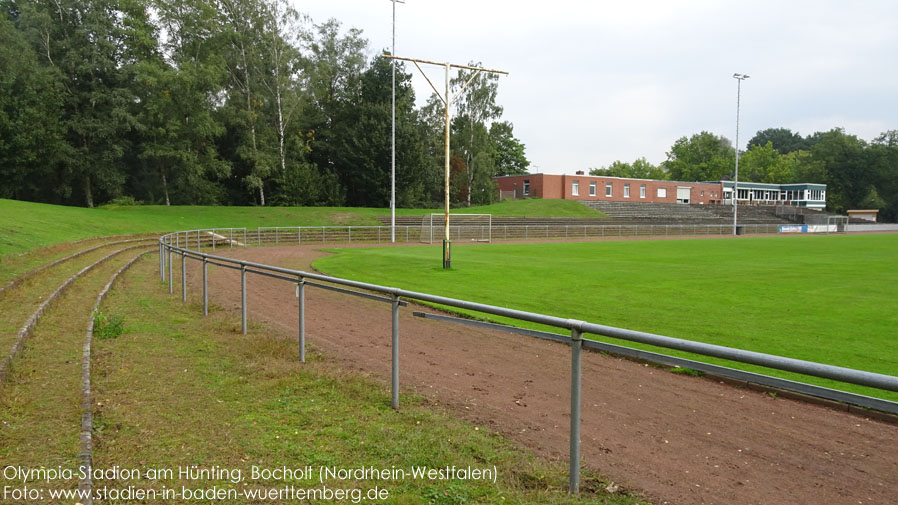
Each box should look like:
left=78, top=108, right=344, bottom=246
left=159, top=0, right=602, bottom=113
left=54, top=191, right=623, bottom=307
left=188, top=245, right=897, bottom=505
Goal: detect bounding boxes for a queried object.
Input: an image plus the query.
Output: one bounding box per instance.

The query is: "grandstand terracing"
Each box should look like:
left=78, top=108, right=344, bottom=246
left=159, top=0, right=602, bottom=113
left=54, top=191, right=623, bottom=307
left=374, top=202, right=854, bottom=241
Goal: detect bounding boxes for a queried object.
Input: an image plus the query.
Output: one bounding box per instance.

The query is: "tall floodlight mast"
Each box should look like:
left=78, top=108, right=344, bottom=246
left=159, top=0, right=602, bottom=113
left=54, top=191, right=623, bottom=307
left=387, top=0, right=404, bottom=243
left=383, top=54, right=507, bottom=268
left=732, top=73, right=749, bottom=236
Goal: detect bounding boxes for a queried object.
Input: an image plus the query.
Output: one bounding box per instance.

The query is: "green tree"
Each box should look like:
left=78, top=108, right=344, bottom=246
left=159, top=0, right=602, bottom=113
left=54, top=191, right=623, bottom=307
left=451, top=63, right=503, bottom=206
left=324, top=56, right=428, bottom=207
left=868, top=130, right=898, bottom=221
left=260, top=0, right=306, bottom=184
left=0, top=14, right=66, bottom=202
left=590, top=157, right=666, bottom=179
left=663, top=131, right=735, bottom=182
left=300, top=19, right=367, bottom=206
left=738, top=142, right=791, bottom=184
left=16, top=0, right=146, bottom=207
left=219, top=0, right=276, bottom=205
left=810, top=128, right=870, bottom=213
left=747, top=127, right=808, bottom=154
left=144, top=0, right=231, bottom=205
left=489, top=121, right=529, bottom=176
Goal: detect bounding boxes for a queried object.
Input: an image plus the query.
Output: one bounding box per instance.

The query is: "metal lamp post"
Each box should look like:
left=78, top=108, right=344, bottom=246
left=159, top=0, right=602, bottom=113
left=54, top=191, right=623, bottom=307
left=732, top=73, right=749, bottom=236
left=388, top=0, right=404, bottom=243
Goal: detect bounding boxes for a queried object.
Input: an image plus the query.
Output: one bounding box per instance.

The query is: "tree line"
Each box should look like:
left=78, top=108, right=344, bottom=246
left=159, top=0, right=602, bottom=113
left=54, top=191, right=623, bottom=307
left=591, top=127, right=898, bottom=221
left=0, top=0, right=530, bottom=209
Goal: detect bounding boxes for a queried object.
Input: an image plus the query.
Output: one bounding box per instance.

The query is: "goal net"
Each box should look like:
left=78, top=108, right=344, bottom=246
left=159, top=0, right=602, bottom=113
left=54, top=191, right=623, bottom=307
left=420, top=213, right=492, bottom=244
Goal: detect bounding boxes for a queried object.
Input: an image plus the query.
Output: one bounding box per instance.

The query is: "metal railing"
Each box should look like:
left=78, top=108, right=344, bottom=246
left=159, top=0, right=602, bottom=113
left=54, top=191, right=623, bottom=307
left=158, top=222, right=851, bottom=251
left=198, top=223, right=794, bottom=248
left=158, top=228, right=898, bottom=494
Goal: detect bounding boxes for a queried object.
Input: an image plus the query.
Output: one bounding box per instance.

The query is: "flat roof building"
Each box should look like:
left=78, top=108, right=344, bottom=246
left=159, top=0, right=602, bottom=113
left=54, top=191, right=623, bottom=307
left=495, top=174, right=827, bottom=209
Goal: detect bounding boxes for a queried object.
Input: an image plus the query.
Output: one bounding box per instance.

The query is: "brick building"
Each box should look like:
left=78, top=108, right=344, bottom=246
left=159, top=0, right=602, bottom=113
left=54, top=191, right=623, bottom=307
left=494, top=173, right=826, bottom=209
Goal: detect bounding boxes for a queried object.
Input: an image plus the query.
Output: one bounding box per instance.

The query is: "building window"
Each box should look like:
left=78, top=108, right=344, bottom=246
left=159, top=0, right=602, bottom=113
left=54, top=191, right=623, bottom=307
left=605, top=182, right=612, bottom=197
left=657, top=188, right=667, bottom=198
left=624, top=184, right=630, bottom=198
left=700, top=190, right=704, bottom=197
left=572, top=180, right=579, bottom=196
left=640, top=184, right=646, bottom=198
left=523, top=180, right=530, bottom=196
left=589, top=181, right=596, bottom=196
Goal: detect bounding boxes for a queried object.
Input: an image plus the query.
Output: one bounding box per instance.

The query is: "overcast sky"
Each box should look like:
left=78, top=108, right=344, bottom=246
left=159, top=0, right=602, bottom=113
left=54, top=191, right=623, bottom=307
left=296, top=0, right=898, bottom=175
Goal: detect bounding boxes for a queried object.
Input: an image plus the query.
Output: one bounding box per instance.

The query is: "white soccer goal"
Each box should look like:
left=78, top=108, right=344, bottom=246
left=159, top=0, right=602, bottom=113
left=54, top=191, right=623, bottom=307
left=420, top=213, right=492, bottom=244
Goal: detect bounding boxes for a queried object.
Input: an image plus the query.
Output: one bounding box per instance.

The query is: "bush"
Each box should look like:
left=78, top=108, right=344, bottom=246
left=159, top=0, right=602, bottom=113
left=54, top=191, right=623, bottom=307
left=94, top=311, right=125, bottom=340
left=107, top=196, right=142, bottom=206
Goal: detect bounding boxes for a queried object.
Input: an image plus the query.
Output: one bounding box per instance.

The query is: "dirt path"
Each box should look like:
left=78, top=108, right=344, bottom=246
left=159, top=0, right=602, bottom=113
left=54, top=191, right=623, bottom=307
left=190, top=245, right=897, bottom=505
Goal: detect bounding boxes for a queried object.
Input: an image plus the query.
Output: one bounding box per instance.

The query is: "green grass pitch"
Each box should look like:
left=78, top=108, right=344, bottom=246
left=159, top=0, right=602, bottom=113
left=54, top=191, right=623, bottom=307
left=313, top=234, right=898, bottom=401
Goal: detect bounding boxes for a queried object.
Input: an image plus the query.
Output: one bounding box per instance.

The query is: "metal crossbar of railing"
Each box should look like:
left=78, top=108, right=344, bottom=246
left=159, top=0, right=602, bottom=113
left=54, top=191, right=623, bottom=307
left=158, top=223, right=842, bottom=256
left=158, top=228, right=895, bottom=494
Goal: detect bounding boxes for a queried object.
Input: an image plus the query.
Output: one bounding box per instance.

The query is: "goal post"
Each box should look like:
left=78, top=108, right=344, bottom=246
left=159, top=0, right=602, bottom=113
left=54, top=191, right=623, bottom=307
left=420, top=213, right=492, bottom=244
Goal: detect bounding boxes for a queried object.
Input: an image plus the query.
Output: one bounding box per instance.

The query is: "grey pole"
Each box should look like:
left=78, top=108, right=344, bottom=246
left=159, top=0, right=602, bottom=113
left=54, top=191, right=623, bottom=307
left=732, top=73, right=749, bottom=236
left=391, top=294, right=400, bottom=409
left=569, top=328, right=583, bottom=494
left=159, top=243, right=164, bottom=280
left=168, top=249, right=173, bottom=294
left=388, top=0, right=404, bottom=243
left=202, top=258, right=208, bottom=316
left=241, top=265, right=247, bottom=334
left=298, top=278, right=305, bottom=363
left=181, top=252, right=186, bottom=302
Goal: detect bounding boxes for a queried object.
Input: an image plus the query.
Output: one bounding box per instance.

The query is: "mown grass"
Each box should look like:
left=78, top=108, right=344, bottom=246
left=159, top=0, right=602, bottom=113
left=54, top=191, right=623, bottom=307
left=0, top=198, right=604, bottom=258
left=88, top=258, right=645, bottom=505
left=312, top=234, right=898, bottom=402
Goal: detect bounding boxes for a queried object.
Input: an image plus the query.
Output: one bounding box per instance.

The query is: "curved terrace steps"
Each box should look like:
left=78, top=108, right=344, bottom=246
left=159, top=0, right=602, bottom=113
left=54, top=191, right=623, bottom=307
left=580, top=201, right=794, bottom=224
left=0, top=236, right=154, bottom=498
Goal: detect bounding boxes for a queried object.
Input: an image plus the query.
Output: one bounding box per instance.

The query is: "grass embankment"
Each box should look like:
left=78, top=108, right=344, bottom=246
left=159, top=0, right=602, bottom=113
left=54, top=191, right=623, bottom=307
left=313, top=234, right=898, bottom=402
left=83, top=258, right=642, bottom=504
left=0, top=198, right=604, bottom=258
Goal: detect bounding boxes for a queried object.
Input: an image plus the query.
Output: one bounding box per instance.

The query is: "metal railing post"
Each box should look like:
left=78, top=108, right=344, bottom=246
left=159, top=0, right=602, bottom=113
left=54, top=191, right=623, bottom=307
left=212, top=230, right=216, bottom=251
left=297, top=278, right=305, bottom=362
left=391, top=293, right=400, bottom=409
left=181, top=252, right=186, bottom=302
left=202, top=258, right=208, bottom=316
left=168, top=248, right=173, bottom=294
left=241, top=265, right=247, bottom=334
left=243, top=229, right=247, bottom=248
left=159, top=243, right=164, bottom=280
left=276, top=227, right=279, bottom=245
left=570, top=327, right=583, bottom=494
